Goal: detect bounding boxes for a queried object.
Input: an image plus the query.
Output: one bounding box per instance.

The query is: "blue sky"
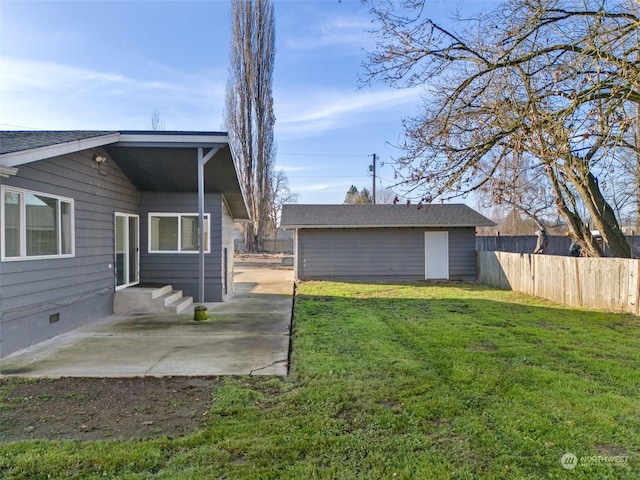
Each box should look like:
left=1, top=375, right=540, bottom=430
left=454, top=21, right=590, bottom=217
left=0, top=0, right=493, bottom=204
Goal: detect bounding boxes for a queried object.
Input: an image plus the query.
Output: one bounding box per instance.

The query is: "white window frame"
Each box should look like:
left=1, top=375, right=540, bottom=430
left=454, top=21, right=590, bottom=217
left=1, top=185, right=75, bottom=261
left=148, top=212, right=211, bottom=254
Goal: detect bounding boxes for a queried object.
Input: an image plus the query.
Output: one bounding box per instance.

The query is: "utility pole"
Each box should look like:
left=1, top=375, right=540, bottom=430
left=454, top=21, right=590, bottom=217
left=370, top=153, right=377, bottom=204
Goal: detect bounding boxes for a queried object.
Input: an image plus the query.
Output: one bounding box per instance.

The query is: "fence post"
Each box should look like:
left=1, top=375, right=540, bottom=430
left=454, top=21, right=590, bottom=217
left=573, top=258, right=582, bottom=308
left=531, top=254, right=536, bottom=298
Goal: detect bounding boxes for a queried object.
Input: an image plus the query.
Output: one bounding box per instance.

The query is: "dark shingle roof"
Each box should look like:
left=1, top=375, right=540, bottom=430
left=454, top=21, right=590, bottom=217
left=280, top=204, right=495, bottom=228
left=0, top=131, right=117, bottom=155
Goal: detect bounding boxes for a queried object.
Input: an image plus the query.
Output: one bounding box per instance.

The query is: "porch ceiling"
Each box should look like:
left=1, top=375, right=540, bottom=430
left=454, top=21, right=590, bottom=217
left=105, top=144, right=249, bottom=220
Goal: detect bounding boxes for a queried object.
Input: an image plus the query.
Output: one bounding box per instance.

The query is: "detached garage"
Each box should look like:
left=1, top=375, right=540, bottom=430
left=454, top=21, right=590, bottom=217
left=279, top=204, right=495, bottom=282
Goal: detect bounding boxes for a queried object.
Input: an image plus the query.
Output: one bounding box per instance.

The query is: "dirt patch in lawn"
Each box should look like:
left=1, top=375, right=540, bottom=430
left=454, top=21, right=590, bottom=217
left=0, top=255, right=290, bottom=444
left=0, top=376, right=221, bottom=443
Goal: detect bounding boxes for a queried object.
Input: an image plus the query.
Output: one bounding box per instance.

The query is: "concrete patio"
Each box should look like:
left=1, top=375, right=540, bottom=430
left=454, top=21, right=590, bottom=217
left=0, top=268, right=293, bottom=377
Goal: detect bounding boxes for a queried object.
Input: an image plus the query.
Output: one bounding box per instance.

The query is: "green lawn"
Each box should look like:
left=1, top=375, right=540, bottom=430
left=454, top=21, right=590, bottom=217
left=2, top=281, right=639, bottom=479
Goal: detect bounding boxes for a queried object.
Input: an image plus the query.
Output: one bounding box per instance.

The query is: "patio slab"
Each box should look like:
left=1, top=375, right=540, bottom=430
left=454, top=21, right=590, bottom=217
left=0, top=267, right=293, bottom=377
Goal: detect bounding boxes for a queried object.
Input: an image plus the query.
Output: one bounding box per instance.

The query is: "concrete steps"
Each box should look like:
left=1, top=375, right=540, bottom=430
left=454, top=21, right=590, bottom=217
left=114, top=285, right=193, bottom=315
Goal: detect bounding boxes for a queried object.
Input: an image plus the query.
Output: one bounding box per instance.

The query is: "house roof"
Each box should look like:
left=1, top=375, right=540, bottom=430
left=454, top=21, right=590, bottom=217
left=0, top=131, right=117, bottom=155
left=0, top=130, right=231, bottom=166
left=0, top=130, right=250, bottom=220
left=279, top=204, right=496, bottom=228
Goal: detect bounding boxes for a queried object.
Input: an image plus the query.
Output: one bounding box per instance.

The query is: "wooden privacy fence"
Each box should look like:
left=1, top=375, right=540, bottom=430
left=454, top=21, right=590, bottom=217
left=476, top=235, right=640, bottom=258
left=477, top=250, right=640, bottom=315
left=234, top=238, right=293, bottom=254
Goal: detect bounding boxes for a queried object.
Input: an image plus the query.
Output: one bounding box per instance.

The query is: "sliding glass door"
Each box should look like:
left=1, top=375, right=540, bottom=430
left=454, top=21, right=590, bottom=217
left=115, top=213, right=139, bottom=289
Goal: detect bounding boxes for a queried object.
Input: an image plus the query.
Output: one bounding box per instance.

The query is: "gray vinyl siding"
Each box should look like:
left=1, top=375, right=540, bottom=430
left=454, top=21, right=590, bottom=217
left=448, top=227, right=476, bottom=280
left=139, top=192, right=224, bottom=302
left=296, top=227, right=477, bottom=282
left=0, top=149, right=139, bottom=357
left=221, top=200, right=235, bottom=299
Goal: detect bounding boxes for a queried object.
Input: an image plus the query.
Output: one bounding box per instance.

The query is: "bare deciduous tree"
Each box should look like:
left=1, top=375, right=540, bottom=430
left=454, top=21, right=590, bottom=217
left=150, top=111, right=165, bottom=131
left=363, top=0, right=639, bottom=257
left=269, top=169, right=298, bottom=236
left=226, top=0, right=276, bottom=252
left=376, top=186, right=398, bottom=204
left=476, top=152, right=556, bottom=231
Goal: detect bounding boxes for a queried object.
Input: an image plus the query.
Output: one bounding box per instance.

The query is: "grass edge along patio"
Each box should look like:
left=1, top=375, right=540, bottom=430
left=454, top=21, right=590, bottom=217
left=1, top=280, right=638, bottom=478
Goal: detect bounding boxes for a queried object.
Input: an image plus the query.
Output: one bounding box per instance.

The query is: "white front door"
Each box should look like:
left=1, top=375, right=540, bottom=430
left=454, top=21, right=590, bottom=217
left=425, top=231, right=449, bottom=279
left=115, top=213, right=139, bottom=289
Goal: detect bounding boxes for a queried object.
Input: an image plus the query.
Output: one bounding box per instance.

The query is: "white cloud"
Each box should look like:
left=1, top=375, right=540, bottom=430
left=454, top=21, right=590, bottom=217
left=0, top=57, right=227, bottom=130
left=276, top=164, right=313, bottom=172
left=295, top=183, right=333, bottom=192
left=283, top=14, right=373, bottom=54
left=275, top=86, right=424, bottom=138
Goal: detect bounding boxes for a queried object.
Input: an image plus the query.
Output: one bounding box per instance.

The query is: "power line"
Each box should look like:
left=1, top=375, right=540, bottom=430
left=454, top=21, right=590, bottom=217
left=278, top=152, right=370, bottom=158
left=287, top=175, right=371, bottom=179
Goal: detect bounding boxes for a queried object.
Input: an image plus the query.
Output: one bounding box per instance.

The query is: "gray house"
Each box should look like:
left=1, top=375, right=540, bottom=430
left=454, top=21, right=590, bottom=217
left=0, top=130, right=249, bottom=357
left=280, top=204, right=494, bottom=282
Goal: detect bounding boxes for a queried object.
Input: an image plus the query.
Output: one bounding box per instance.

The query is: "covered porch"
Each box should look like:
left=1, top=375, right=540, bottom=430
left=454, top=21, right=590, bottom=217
left=0, top=130, right=250, bottom=357
left=105, top=132, right=250, bottom=304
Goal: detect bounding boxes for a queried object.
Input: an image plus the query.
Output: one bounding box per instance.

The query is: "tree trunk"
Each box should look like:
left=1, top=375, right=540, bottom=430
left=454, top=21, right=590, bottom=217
left=244, top=224, right=261, bottom=253
left=576, top=172, right=631, bottom=258
left=545, top=162, right=603, bottom=257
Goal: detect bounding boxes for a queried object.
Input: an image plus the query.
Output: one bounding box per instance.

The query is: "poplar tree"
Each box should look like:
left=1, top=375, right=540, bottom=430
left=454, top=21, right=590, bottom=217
left=226, top=0, right=276, bottom=252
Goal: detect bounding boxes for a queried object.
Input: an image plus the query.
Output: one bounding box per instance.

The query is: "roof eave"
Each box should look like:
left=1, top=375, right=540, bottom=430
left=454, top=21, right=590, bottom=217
left=0, top=132, right=122, bottom=168
left=115, top=132, right=229, bottom=148
left=0, top=132, right=232, bottom=168
left=280, top=224, right=494, bottom=229
left=222, top=193, right=251, bottom=222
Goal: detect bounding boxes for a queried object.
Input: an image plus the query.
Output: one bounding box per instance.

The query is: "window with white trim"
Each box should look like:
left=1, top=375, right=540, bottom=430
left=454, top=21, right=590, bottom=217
left=149, top=213, right=210, bottom=253
left=1, top=186, right=74, bottom=260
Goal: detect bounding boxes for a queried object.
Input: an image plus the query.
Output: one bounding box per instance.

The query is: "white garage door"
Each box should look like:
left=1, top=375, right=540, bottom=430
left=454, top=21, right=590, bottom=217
left=425, top=231, right=449, bottom=279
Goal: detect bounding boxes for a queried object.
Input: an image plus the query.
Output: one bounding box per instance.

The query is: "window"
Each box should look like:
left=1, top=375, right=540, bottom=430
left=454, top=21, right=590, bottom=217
left=1, top=186, right=74, bottom=260
left=149, top=213, right=210, bottom=253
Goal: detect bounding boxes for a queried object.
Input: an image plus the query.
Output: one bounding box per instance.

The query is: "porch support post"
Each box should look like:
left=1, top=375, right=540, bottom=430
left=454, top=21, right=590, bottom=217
left=197, top=147, right=219, bottom=303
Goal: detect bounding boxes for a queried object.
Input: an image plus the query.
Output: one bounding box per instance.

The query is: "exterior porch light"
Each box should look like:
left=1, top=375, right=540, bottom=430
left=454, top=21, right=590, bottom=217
left=0, top=165, right=18, bottom=177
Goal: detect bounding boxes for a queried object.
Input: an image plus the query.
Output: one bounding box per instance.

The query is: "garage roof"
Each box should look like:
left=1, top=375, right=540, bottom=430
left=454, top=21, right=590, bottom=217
left=280, top=204, right=495, bottom=228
